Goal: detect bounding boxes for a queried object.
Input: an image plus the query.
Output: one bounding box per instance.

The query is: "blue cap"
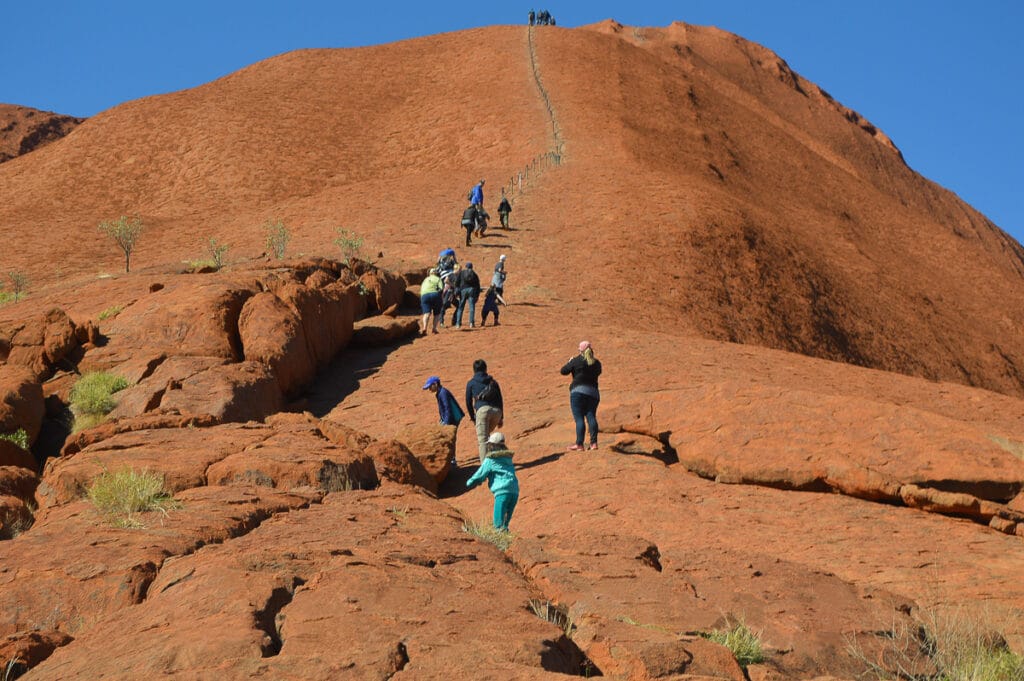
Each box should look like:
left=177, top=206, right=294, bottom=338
left=422, top=376, right=440, bottom=390
left=465, top=262, right=473, bottom=269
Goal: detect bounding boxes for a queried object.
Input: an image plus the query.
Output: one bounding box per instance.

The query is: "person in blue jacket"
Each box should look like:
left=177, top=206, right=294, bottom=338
left=466, top=431, right=519, bottom=531
left=470, top=178, right=485, bottom=209
left=423, top=375, right=463, bottom=426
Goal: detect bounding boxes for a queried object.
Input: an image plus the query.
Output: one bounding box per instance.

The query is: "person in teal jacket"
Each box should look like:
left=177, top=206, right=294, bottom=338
left=465, top=431, right=519, bottom=531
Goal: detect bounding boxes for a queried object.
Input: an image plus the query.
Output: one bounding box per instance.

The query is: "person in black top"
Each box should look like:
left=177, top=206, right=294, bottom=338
left=461, top=204, right=478, bottom=247
left=453, top=262, right=481, bottom=329
left=560, top=340, right=602, bottom=450
left=465, top=359, right=504, bottom=459
left=497, top=192, right=512, bottom=229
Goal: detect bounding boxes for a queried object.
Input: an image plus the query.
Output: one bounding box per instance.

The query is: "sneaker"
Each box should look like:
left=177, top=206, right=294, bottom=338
left=566, top=444, right=584, bottom=451
left=493, top=321, right=500, bottom=326
left=588, top=443, right=598, bottom=451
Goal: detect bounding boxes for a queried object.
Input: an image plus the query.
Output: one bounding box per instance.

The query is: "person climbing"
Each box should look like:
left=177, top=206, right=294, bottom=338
left=466, top=431, right=519, bottom=531
left=461, top=204, right=479, bottom=247
left=481, top=284, right=504, bottom=326
left=419, top=267, right=443, bottom=335
left=453, top=261, right=481, bottom=329
left=470, top=178, right=485, bottom=210
left=528, top=9, right=535, bottom=26
left=422, top=375, right=464, bottom=427
left=465, top=358, right=504, bottom=459
left=560, top=340, right=602, bottom=451
left=440, top=263, right=460, bottom=327
left=491, top=254, right=507, bottom=299
left=437, top=248, right=458, bottom=280
left=474, top=207, right=491, bottom=239
left=497, top=192, right=512, bottom=229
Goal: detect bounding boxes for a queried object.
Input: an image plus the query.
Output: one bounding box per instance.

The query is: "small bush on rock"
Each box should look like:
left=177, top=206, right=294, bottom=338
left=264, top=219, right=291, bottom=259
left=69, top=371, right=129, bottom=431
left=0, top=428, right=29, bottom=450
left=703, top=617, right=766, bottom=668
left=87, top=468, right=179, bottom=528
left=334, top=228, right=363, bottom=265
left=97, top=215, right=144, bottom=273
left=462, top=518, right=513, bottom=551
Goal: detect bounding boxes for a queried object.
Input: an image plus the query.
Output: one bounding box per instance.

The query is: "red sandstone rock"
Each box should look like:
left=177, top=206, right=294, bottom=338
left=0, top=440, right=35, bottom=471
left=395, top=423, right=457, bottom=483
left=0, top=365, right=44, bottom=444
left=358, top=268, right=407, bottom=314
left=0, top=466, right=39, bottom=503
left=0, top=103, right=82, bottom=163
left=350, top=314, right=420, bottom=346
left=0, top=309, right=79, bottom=381
left=156, top=360, right=282, bottom=423
left=365, top=439, right=437, bottom=494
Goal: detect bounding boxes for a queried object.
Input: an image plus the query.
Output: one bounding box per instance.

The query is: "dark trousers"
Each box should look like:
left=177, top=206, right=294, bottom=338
left=570, top=391, right=600, bottom=446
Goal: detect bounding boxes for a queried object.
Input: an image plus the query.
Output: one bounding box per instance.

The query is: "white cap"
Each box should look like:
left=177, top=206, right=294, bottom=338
left=487, top=431, right=505, bottom=445
left=499, top=254, right=507, bottom=260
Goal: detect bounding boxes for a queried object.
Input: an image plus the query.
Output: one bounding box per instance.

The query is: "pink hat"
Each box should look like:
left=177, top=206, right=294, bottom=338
left=579, top=341, right=591, bottom=352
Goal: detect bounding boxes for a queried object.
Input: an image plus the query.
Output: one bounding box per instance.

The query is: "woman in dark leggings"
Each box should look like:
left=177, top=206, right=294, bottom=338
left=560, top=340, right=602, bottom=450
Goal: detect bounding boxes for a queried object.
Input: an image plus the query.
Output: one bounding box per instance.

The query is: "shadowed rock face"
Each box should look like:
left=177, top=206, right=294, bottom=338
left=0, top=104, right=83, bottom=163
left=0, top=20, right=1023, bottom=681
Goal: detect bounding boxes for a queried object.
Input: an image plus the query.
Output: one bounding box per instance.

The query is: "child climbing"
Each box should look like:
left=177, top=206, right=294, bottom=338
left=465, top=432, right=519, bottom=531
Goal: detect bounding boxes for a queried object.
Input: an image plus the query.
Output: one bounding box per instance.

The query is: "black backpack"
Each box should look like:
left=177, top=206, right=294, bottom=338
left=476, top=377, right=499, bottom=404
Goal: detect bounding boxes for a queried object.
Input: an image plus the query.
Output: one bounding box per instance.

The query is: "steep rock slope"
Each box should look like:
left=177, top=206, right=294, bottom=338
left=0, top=104, right=83, bottom=163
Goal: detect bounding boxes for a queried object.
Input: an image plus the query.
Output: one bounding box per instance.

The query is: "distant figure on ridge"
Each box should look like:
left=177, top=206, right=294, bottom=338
left=528, top=9, right=535, bottom=26
left=560, top=340, right=602, bottom=451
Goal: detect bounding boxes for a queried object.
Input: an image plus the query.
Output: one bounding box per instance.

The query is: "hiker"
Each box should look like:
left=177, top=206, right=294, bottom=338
left=470, top=178, right=485, bottom=209
left=440, top=264, right=460, bottom=327
left=423, top=375, right=464, bottom=427
left=474, top=207, right=491, bottom=238
left=481, top=285, right=504, bottom=326
left=461, top=204, right=478, bottom=246
left=528, top=9, right=535, bottom=26
left=497, top=192, right=512, bottom=229
left=453, top=261, right=481, bottom=329
left=491, top=254, right=507, bottom=297
left=466, top=431, right=519, bottom=531
left=437, top=248, right=458, bottom=280
left=465, top=358, right=504, bottom=459
left=560, top=340, right=602, bottom=451
left=418, top=268, right=443, bottom=335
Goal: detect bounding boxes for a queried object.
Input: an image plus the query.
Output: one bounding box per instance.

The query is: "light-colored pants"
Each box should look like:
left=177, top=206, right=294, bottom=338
left=475, top=405, right=503, bottom=459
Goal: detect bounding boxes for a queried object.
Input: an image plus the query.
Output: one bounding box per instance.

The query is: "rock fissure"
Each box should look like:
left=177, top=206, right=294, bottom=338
left=254, top=577, right=305, bottom=657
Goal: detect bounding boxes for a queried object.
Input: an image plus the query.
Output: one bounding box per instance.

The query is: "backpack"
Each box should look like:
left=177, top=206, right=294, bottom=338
left=475, top=377, right=499, bottom=404
left=466, top=188, right=474, bottom=202
left=447, top=393, right=465, bottom=425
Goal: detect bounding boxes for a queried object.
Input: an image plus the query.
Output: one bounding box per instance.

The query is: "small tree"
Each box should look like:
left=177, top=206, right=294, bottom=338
left=334, top=228, right=363, bottom=265
left=264, top=219, right=290, bottom=259
left=98, top=215, right=144, bottom=273
left=7, top=272, right=28, bottom=298
left=206, top=237, right=229, bottom=269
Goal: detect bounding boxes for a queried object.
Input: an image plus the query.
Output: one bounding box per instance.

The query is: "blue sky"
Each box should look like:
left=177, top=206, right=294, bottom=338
left=3, top=1, right=1021, bottom=243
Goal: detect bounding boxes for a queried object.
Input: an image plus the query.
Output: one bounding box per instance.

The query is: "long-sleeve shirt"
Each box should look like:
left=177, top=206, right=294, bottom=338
left=466, top=452, right=518, bottom=495
left=465, top=372, right=503, bottom=415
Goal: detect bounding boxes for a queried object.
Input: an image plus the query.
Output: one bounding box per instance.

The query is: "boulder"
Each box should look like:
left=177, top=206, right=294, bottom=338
left=0, top=364, right=44, bottom=444
left=358, top=268, right=406, bottom=314
left=0, top=308, right=79, bottom=380
left=396, top=423, right=457, bottom=483
left=0, top=439, right=36, bottom=471
left=157, top=361, right=282, bottom=423
left=0, top=466, right=39, bottom=502
left=238, top=291, right=311, bottom=396
left=365, top=439, right=437, bottom=494
left=351, top=315, right=420, bottom=347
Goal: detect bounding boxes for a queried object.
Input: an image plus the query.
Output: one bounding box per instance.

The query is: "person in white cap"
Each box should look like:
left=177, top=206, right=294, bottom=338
left=560, top=340, right=602, bottom=450
left=492, top=254, right=508, bottom=301
left=466, top=431, right=519, bottom=531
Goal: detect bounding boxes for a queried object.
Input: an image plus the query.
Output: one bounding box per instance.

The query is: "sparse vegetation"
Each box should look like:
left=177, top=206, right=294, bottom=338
left=528, top=598, right=574, bottom=637
left=0, top=429, right=30, bottom=451
left=0, top=272, right=29, bottom=306
left=334, top=228, right=363, bottom=265
left=97, top=305, right=123, bottom=321
left=319, top=463, right=360, bottom=492
left=264, top=219, right=291, bottom=259
left=462, top=518, right=513, bottom=551
left=206, top=237, right=229, bottom=269
left=98, top=215, right=144, bottom=273
left=849, top=606, right=1024, bottom=681
left=702, top=617, right=766, bottom=668
left=0, top=502, right=34, bottom=540
left=68, top=371, right=129, bottom=431
left=387, top=505, right=409, bottom=520
left=4, top=656, right=26, bottom=681
left=86, top=467, right=179, bottom=528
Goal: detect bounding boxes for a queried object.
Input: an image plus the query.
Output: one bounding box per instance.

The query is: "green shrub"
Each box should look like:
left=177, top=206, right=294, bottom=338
left=334, top=228, right=363, bottom=265
left=703, top=618, right=766, bottom=668
left=97, top=305, right=123, bottom=321
left=0, top=429, right=29, bottom=451
left=87, top=468, right=179, bottom=528
left=206, top=237, right=229, bottom=269
left=528, top=599, right=574, bottom=637
left=462, top=518, right=513, bottom=551
left=264, top=219, right=291, bottom=259
left=97, top=215, right=144, bottom=273
left=69, top=372, right=129, bottom=431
